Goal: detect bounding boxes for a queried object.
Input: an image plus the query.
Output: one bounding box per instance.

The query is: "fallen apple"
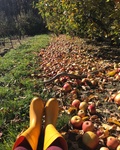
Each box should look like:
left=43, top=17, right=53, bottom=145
left=77, top=109, right=86, bottom=118
left=82, top=131, right=99, bottom=149
left=70, top=115, right=83, bottom=129
left=114, top=93, right=120, bottom=105
left=79, top=101, right=88, bottom=111
left=62, top=82, right=72, bottom=92
left=82, top=121, right=94, bottom=132
left=116, top=145, right=120, bottom=150
left=71, top=99, right=80, bottom=109
left=100, top=147, right=109, bottom=150
left=88, top=103, right=96, bottom=114
left=96, top=129, right=104, bottom=137
left=106, top=136, right=119, bottom=149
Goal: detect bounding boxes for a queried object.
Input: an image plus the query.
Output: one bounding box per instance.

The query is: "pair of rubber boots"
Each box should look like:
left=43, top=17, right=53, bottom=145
left=13, top=97, right=68, bottom=150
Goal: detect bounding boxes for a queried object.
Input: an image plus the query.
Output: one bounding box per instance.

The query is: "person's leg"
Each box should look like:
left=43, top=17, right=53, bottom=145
left=13, top=97, right=44, bottom=150
left=47, top=146, right=63, bottom=150
left=14, top=146, right=29, bottom=150
left=43, top=98, right=68, bottom=150
left=47, top=138, right=64, bottom=150
left=14, top=136, right=32, bottom=150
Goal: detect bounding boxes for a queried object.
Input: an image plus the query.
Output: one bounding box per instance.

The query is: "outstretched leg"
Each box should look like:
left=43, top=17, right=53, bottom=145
left=43, top=98, right=68, bottom=150
left=13, top=97, right=44, bottom=150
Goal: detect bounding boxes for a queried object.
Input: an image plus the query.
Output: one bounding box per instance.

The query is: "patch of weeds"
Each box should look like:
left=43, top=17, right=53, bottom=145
left=56, top=113, right=71, bottom=130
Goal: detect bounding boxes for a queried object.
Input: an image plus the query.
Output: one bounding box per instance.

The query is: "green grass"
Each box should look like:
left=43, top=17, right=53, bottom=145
left=0, top=34, right=51, bottom=150
left=0, top=34, right=70, bottom=150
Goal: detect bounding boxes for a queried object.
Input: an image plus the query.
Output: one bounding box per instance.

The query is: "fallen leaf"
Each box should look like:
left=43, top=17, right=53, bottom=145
left=107, top=118, right=120, bottom=127
left=107, top=69, right=118, bottom=77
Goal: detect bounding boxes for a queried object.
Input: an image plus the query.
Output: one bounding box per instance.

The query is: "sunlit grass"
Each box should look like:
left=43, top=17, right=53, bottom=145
left=0, top=34, right=50, bottom=149
left=0, top=34, right=69, bottom=150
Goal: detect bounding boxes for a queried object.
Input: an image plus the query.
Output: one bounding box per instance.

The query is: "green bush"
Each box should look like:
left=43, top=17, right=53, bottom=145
left=36, top=0, right=120, bottom=45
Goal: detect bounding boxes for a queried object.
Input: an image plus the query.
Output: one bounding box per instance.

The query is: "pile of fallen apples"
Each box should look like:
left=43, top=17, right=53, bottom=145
left=64, top=97, right=120, bottom=150
left=37, top=35, right=120, bottom=150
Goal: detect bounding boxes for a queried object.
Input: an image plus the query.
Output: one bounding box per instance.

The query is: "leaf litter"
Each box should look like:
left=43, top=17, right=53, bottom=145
left=36, top=35, right=120, bottom=149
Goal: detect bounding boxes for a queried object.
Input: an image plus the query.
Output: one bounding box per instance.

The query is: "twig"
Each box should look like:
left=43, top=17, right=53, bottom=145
left=43, top=72, right=87, bottom=84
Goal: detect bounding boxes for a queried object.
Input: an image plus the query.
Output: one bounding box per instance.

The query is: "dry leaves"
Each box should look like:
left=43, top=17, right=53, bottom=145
left=37, top=35, right=120, bottom=149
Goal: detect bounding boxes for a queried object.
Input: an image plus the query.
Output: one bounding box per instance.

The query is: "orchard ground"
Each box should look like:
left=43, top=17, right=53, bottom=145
left=0, top=34, right=120, bottom=150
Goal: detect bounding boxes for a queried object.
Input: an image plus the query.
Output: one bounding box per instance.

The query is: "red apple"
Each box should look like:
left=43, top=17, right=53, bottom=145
left=82, top=131, right=99, bottom=149
left=71, top=99, right=80, bottom=109
left=100, top=147, right=109, bottom=150
left=82, top=121, right=94, bottom=132
left=106, top=136, right=119, bottom=149
left=79, top=101, right=88, bottom=111
left=62, top=82, right=72, bottom=92
left=70, top=115, right=83, bottom=129
left=96, top=129, right=104, bottom=137
left=88, top=103, right=96, bottom=114
left=77, top=109, right=86, bottom=117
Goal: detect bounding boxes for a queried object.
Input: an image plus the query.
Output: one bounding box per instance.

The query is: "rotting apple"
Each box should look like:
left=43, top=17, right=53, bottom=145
left=106, top=136, right=119, bottom=149
left=88, top=103, right=96, bottom=114
left=82, top=121, right=94, bottom=132
left=79, top=101, right=88, bottom=111
left=82, top=131, right=99, bottom=149
left=62, top=82, right=72, bottom=92
left=70, top=115, right=83, bottom=129
left=71, top=99, right=80, bottom=109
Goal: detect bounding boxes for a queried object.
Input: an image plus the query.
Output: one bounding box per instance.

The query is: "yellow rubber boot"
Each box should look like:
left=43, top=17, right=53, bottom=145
left=13, top=97, right=44, bottom=150
left=43, top=98, right=68, bottom=150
